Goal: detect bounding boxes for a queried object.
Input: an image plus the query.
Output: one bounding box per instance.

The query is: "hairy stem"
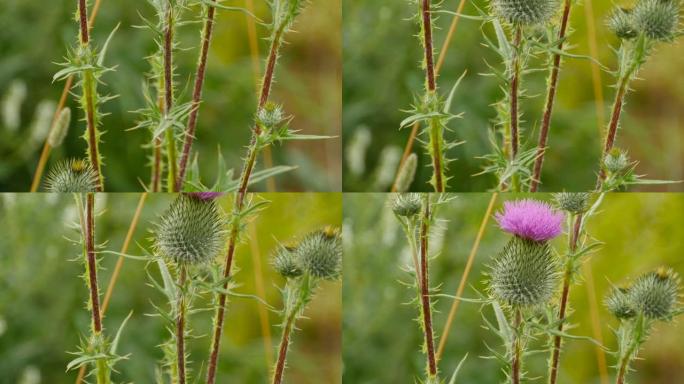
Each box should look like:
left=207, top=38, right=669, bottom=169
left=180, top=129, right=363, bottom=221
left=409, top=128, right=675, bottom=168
left=163, top=1, right=178, bottom=191
left=85, top=193, right=102, bottom=334
left=548, top=213, right=583, bottom=384
left=271, top=279, right=308, bottom=384
left=152, top=137, right=162, bottom=192
left=176, top=264, right=187, bottom=384
left=166, top=129, right=178, bottom=192
left=421, top=0, right=436, bottom=92
left=509, top=26, right=522, bottom=192
left=419, top=195, right=437, bottom=379
left=512, top=308, right=522, bottom=384
left=596, top=77, right=628, bottom=188
left=530, top=0, right=572, bottom=192
left=429, top=117, right=445, bottom=192
left=176, top=4, right=216, bottom=191
left=615, top=315, right=644, bottom=384
left=272, top=312, right=296, bottom=384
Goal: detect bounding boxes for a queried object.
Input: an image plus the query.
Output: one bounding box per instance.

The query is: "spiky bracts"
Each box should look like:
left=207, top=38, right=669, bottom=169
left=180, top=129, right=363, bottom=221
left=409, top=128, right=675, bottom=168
left=552, top=192, right=591, bottom=215
left=391, top=193, right=423, bottom=218
left=491, top=0, right=561, bottom=26
left=490, top=237, right=560, bottom=307
left=45, top=158, right=99, bottom=192
left=155, top=194, right=227, bottom=265
left=606, top=268, right=682, bottom=384
left=634, top=0, right=681, bottom=41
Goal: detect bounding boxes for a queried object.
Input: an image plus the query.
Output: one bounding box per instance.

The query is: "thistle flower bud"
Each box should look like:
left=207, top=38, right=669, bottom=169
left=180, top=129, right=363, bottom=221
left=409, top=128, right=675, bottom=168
left=44, top=159, right=98, bottom=192
left=48, top=107, right=71, bottom=147
left=272, top=244, right=303, bottom=279
left=296, top=228, right=342, bottom=280
left=604, top=148, right=630, bottom=174
left=395, top=153, right=418, bottom=193
left=630, top=268, right=680, bottom=320
left=391, top=193, right=422, bottom=217
left=155, top=194, right=227, bottom=265
left=553, top=192, right=591, bottom=214
left=605, top=286, right=637, bottom=320
left=607, top=7, right=639, bottom=40
left=495, top=199, right=564, bottom=242
left=491, top=0, right=561, bottom=26
left=490, top=236, right=560, bottom=307
left=256, top=102, right=285, bottom=130
left=634, top=0, right=680, bottom=42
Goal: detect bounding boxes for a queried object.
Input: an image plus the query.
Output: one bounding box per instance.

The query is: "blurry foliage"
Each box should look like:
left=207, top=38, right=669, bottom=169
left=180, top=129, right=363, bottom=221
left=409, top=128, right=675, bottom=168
left=0, top=193, right=341, bottom=383
left=0, top=0, right=341, bottom=191
left=343, top=0, right=684, bottom=192
left=343, top=193, right=684, bottom=383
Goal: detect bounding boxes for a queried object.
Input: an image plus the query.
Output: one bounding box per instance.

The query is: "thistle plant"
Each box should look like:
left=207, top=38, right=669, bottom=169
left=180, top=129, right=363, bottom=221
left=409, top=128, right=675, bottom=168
left=66, top=193, right=129, bottom=383
left=153, top=193, right=227, bottom=383
left=45, top=158, right=99, bottom=193
left=597, top=0, right=681, bottom=190
left=401, top=1, right=465, bottom=192
left=546, top=193, right=602, bottom=384
left=53, top=0, right=120, bottom=191
left=605, top=268, right=682, bottom=384
left=392, top=193, right=441, bottom=383
left=481, top=0, right=561, bottom=192
left=270, top=228, right=342, bottom=384
left=488, top=199, right=563, bottom=384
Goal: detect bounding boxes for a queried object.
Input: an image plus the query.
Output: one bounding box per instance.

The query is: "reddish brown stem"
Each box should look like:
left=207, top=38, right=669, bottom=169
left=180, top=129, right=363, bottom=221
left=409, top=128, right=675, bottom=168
left=85, top=193, right=102, bottom=334
left=597, top=79, right=628, bottom=187
left=78, top=0, right=89, bottom=44
left=530, top=0, right=573, bottom=192
left=272, top=313, right=295, bottom=384
left=548, top=213, right=583, bottom=384
left=510, top=26, right=522, bottom=160
left=419, top=197, right=437, bottom=377
left=176, top=265, right=187, bottom=384
left=422, top=0, right=436, bottom=92
left=176, top=5, right=216, bottom=191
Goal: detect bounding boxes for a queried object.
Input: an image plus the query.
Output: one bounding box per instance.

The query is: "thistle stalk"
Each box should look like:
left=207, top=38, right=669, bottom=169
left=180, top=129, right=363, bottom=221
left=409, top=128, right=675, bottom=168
left=530, top=0, right=573, bottom=192
left=419, top=194, right=438, bottom=380
left=548, top=213, right=583, bottom=384
left=176, top=264, right=188, bottom=384
left=508, top=26, right=522, bottom=192
left=175, top=4, right=216, bottom=191
left=78, top=0, right=104, bottom=191
left=512, top=309, right=522, bottom=384
left=271, top=277, right=308, bottom=384
left=163, top=0, right=178, bottom=191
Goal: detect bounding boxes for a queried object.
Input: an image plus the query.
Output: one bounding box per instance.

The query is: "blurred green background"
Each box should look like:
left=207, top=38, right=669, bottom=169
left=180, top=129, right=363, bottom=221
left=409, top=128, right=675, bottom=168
left=343, top=193, right=684, bottom=383
left=0, top=0, right=341, bottom=191
left=343, top=0, right=684, bottom=191
left=0, top=192, right=341, bottom=383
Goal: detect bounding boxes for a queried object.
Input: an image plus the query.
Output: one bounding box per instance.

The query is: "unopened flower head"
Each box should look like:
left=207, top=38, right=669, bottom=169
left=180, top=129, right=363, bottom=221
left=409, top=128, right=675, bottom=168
left=391, top=193, right=422, bottom=218
left=256, top=102, right=285, bottom=130
left=630, top=267, right=680, bottom=320
left=605, top=286, right=637, bottom=320
left=553, top=192, right=591, bottom=214
left=491, top=0, right=560, bottom=26
left=634, top=0, right=680, bottom=42
left=44, top=158, right=98, bottom=193
left=490, top=236, right=560, bottom=307
left=296, top=227, right=342, bottom=280
left=155, top=194, right=227, bottom=265
left=608, top=7, right=639, bottom=40
left=604, top=148, right=630, bottom=174
left=495, top=199, right=564, bottom=242
left=272, top=244, right=303, bottom=279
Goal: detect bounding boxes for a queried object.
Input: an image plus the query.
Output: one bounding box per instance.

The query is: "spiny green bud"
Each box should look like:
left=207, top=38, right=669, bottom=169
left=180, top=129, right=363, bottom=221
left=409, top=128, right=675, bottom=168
left=391, top=193, right=422, bottom=217
left=491, top=0, right=561, bottom=26
left=44, top=159, right=98, bottom=192
left=634, top=0, right=680, bottom=41
left=272, top=244, right=303, bottom=279
left=553, top=192, right=591, bottom=214
left=155, top=194, right=227, bottom=265
left=604, top=148, right=630, bottom=174
left=490, top=236, right=560, bottom=307
left=607, top=7, right=639, bottom=40
left=296, top=227, right=342, bottom=280
left=395, top=153, right=418, bottom=193
left=48, top=107, right=71, bottom=147
left=605, top=286, right=637, bottom=320
left=630, top=267, right=680, bottom=320
left=256, top=102, right=285, bottom=130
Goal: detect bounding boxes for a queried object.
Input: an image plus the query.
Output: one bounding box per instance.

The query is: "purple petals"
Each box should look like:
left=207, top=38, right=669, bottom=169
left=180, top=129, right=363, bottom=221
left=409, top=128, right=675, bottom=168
left=495, top=199, right=564, bottom=242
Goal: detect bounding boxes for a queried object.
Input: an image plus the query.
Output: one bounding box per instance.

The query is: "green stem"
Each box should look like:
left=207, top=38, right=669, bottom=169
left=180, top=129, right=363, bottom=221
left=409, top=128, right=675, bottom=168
left=428, top=114, right=445, bottom=192
left=272, top=276, right=309, bottom=384
left=176, top=264, right=187, bottom=384
left=615, top=315, right=644, bottom=384
left=166, top=128, right=178, bottom=192
left=512, top=308, right=522, bottom=384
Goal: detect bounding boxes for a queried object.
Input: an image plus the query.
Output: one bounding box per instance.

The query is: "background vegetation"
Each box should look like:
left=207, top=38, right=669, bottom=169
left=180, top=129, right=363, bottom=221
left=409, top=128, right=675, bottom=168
left=0, top=0, right=341, bottom=191
left=343, top=193, right=684, bottom=383
left=0, top=192, right=341, bottom=383
left=343, top=0, right=684, bottom=191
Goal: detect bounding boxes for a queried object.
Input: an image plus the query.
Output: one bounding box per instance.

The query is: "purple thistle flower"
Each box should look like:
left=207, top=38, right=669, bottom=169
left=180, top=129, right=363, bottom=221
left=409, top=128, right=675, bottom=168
left=186, top=192, right=225, bottom=201
left=495, top=199, right=564, bottom=242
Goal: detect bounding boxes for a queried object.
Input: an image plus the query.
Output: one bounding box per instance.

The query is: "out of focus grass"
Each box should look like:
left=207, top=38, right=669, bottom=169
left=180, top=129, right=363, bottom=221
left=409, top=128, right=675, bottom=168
left=0, top=0, right=341, bottom=191
left=343, top=193, right=684, bottom=383
left=0, top=193, right=341, bottom=383
left=342, top=1, right=684, bottom=191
